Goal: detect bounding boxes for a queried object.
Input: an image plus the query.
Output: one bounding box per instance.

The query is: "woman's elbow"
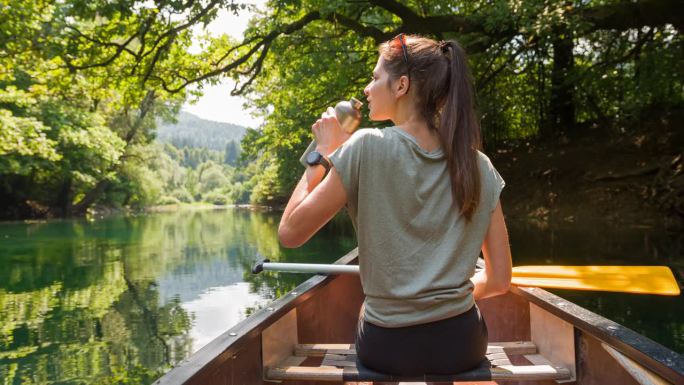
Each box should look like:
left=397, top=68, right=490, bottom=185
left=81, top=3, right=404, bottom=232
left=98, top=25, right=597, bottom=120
left=493, top=270, right=512, bottom=294
left=494, top=279, right=511, bottom=295
left=278, top=225, right=304, bottom=248
left=484, top=270, right=512, bottom=296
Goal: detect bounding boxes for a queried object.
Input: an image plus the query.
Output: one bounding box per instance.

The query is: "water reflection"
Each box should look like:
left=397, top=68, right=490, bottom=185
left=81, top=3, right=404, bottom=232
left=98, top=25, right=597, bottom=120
left=0, top=209, right=356, bottom=384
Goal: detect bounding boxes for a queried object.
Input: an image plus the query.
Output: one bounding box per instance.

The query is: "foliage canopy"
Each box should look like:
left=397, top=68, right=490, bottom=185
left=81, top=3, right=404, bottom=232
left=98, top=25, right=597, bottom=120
left=1, top=0, right=682, bottom=211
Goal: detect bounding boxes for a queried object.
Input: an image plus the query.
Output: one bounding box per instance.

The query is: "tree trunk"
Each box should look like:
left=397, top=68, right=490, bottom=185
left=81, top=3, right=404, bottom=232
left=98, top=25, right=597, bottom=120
left=57, top=176, right=73, bottom=217
left=71, top=178, right=111, bottom=216
left=545, top=24, right=575, bottom=138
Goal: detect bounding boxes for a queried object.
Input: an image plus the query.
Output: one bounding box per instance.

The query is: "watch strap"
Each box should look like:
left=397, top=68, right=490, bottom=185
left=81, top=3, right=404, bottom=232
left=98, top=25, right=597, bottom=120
left=314, top=154, right=331, bottom=178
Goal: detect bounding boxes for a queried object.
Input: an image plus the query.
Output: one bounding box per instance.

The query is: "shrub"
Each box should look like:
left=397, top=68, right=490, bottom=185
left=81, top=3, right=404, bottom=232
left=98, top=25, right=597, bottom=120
left=157, top=196, right=180, bottom=205
left=170, top=188, right=194, bottom=203
left=202, top=190, right=229, bottom=205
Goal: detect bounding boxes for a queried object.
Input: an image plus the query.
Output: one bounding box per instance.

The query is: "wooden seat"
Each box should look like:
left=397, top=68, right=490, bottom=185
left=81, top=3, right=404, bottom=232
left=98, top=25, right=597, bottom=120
left=264, top=341, right=572, bottom=382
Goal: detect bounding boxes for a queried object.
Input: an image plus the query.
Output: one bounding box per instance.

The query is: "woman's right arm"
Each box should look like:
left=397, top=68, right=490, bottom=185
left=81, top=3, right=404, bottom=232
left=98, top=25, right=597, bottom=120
left=472, top=200, right=512, bottom=300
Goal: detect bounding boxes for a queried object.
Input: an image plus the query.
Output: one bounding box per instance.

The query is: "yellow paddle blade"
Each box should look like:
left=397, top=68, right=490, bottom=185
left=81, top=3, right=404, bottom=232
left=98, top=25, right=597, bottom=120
left=511, top=265, right=681, bottom=296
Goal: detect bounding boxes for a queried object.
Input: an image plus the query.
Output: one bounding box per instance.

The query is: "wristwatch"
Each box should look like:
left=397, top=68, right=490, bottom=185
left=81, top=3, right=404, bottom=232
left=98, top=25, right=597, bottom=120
left=305, top=151, right=331, bottom=178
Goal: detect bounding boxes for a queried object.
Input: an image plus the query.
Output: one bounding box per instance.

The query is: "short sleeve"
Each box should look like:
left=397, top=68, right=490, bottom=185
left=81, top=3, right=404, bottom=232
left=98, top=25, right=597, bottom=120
left=478, top=152, right=506, bottom=213
left=327, top=129, right=368, bottom=209
left=489, top=165, right=506, bottom=212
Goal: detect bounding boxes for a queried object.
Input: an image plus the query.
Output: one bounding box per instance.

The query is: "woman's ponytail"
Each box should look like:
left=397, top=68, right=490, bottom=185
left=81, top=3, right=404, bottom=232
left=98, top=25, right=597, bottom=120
left=379, top=36, right=482, bottom=220
left=438, top=40, right=482, bottom=221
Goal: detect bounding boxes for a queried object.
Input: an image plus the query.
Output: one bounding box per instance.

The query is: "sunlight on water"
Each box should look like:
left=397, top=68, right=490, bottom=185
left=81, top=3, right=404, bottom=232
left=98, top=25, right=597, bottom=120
left=182, top=283, right=269, bottom=353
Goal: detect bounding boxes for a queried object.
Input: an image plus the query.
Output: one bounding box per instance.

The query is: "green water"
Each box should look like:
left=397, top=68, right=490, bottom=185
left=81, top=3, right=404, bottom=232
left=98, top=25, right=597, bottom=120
left=0, top=209, right=681, bottom=384
left=0, top=209, right=356, bottom=384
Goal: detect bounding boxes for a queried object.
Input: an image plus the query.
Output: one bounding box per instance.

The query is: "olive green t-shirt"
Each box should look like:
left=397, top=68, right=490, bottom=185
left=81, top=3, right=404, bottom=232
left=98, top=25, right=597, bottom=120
left=328, top=126, right=505, bottom=328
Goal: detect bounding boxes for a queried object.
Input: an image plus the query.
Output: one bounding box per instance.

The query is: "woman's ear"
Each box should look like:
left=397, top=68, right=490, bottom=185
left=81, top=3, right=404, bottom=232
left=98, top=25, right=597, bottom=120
left=393, top=75, right=410, bottom=98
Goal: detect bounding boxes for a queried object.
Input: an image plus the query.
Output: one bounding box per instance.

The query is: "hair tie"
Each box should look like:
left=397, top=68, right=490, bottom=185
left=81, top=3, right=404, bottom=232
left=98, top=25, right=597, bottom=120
left=439, top=40, right=450, bottom=53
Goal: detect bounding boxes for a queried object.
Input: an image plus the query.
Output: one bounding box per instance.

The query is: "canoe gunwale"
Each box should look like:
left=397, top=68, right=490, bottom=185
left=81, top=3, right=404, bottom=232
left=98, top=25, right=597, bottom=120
left=153, top=249, right=360, bottom=384
left=511, top=285, right=684, bottom=384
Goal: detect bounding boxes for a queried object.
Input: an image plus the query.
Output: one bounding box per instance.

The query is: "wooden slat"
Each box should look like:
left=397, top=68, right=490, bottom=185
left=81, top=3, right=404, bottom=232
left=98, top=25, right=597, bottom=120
left=487, top=352, right=512, bottom=366
left=268, top=341, right=573, bottom=382
left=602, top=343, right=671, bottom=385
left=490, top=364, right=572, bottom=381
left=322, top=353, right=352, bottom=362
left=524, top=355, right=577, bottom=384
left=295, top=344, right=355, bottom=357
left=296, top=341, right=537, bottom=357
left=266, top=364, right=571, bottom=382
left=266, top=365, right=344, bottom=381
left=322, top=355, right=357, bottom=368
left=524, top=353, right=553, bottom=365
left=491, top=359, right=513, bottom=366
left=486, top=341, right=538, bottom=355
left=486, top=352, right=510, bottom=361
left=321, top=353, right=514, bottom=369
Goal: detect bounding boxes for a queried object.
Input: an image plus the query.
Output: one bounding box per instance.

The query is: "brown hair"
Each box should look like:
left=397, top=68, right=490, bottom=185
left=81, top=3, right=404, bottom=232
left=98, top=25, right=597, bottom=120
left=379, top=34, right=482, bottom=220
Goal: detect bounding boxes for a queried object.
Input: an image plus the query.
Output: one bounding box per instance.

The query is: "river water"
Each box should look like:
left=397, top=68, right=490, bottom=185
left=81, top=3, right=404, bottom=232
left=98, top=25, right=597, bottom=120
left=0, top=208, right=681, bottom=384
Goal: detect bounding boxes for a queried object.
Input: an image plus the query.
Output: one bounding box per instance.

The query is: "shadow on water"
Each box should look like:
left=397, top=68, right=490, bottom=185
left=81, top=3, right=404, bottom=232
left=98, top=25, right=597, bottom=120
left=507, top=218, right=684, bottom=354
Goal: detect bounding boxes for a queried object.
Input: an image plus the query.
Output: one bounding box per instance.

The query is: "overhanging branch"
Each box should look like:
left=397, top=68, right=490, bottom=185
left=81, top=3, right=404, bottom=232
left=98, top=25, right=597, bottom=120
left=158, top=11, right=322, bottom=93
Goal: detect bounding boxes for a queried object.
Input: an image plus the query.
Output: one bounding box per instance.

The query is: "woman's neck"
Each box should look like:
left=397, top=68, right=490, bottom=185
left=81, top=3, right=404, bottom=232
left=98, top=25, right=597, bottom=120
left=393, top=111, right=441, bottom=153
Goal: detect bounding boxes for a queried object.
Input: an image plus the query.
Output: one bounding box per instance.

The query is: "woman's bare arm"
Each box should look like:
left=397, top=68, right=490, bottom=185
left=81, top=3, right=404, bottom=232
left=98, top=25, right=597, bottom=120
left=278, top=107, right=350, bottom=248
left=472, top=201, right=512, bottom=299
left=278, top=164, right=347, bottom=248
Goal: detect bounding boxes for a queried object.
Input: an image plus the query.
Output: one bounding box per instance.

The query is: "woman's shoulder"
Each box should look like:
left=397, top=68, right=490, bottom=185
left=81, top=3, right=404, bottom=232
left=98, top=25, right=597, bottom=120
left=476, top=150, right=502, bottom=177
left=476, top=150, right=494, bottom=167
left=345, top=127, right=389, bottom=147
left=476, top=150, right=505, bottom=190
left=353, top=127, right=387, bottom=139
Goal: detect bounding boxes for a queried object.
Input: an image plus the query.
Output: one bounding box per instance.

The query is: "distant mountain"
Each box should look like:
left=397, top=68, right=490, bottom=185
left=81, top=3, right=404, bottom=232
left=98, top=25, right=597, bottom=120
left=156, top=111, right=248, bottom=150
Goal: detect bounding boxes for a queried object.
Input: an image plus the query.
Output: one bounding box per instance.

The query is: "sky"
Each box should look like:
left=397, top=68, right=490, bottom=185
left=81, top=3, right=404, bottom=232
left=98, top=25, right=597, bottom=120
left=182, top=0, right=267, bottom=128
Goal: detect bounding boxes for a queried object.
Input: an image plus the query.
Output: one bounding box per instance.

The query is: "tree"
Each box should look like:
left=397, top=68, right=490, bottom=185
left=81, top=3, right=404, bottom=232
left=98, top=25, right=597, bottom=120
left=2, top=0, right=681, bottom=213
left=224, top=140, right=240, bottom=166
left=0, top=0, right=188, bottom=217
left=232, top=0, right=682, bottom=203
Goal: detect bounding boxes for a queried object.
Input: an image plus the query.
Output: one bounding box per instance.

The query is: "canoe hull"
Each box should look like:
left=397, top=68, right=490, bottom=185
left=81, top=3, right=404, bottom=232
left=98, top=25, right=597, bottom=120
left=154, top=250, right=684, bottom=385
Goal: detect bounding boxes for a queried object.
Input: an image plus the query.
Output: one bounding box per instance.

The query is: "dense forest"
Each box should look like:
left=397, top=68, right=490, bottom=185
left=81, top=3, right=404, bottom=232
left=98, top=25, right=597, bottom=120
left=152, top=112, right=250, bottom=206
left=157, top=111, right=246, bottom=150
left=1, top=0, right=682, bottom=222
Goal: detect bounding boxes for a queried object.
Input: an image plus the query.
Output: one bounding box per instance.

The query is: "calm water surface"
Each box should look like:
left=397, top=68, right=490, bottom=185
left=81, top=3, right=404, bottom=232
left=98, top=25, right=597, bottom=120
left=0, top=209, right=681, bottom=384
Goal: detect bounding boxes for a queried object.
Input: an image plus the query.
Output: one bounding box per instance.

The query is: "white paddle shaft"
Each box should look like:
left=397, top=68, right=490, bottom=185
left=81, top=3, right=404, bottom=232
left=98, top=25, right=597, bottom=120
left=261, top=262, right=359, bottom=275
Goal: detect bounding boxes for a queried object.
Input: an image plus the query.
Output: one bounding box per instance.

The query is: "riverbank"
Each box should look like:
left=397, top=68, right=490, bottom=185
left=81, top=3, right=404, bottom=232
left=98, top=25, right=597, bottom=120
left=490, top=118, right=684, bottom=231
left=144, top=203, right=274, bottom=213
left=88, top=202, right=275, bottom=218
left=3, top=118, right=681, bottom=229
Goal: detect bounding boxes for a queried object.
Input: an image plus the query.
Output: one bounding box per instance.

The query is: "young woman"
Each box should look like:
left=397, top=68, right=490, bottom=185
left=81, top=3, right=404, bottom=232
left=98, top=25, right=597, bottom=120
left=278, top=34, right=512, bottom=375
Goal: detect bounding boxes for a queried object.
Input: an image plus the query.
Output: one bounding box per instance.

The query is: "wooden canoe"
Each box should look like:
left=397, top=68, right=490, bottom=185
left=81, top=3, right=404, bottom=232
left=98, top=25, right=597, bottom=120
left=154, top=249, right=684, bottom=385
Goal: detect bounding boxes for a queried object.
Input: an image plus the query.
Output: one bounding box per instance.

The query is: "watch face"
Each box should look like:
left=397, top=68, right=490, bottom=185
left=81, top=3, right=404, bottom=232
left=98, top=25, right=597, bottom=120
left=306, top=151, right=322, bottom=165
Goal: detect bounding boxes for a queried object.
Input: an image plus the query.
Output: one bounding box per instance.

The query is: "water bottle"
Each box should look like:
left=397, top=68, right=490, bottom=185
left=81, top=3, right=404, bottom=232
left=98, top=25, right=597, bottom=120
left=299, top=97, right=363, bottom=167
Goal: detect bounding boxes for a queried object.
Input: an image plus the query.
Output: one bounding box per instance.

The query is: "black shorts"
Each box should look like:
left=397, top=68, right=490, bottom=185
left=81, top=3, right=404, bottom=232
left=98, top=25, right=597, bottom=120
left=355, top=304, right=488, bottom=375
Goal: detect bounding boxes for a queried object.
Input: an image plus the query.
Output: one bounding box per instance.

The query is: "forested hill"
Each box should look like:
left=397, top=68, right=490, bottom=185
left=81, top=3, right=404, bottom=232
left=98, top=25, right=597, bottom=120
left=157, top=111, right=248, bottom=150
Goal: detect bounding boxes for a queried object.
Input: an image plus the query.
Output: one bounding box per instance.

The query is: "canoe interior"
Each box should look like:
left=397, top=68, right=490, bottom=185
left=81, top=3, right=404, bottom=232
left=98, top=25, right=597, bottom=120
left=154, top=249, right=684, bottom=385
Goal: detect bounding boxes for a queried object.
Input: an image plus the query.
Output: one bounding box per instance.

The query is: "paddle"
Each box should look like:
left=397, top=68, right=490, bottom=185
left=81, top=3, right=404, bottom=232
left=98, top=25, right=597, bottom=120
left=252, top=260, right=681, bottom=296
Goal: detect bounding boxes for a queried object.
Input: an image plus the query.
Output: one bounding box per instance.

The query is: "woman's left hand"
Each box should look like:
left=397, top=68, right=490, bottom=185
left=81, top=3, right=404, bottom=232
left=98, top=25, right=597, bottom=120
left=312, top=107, right=351, bottom=156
